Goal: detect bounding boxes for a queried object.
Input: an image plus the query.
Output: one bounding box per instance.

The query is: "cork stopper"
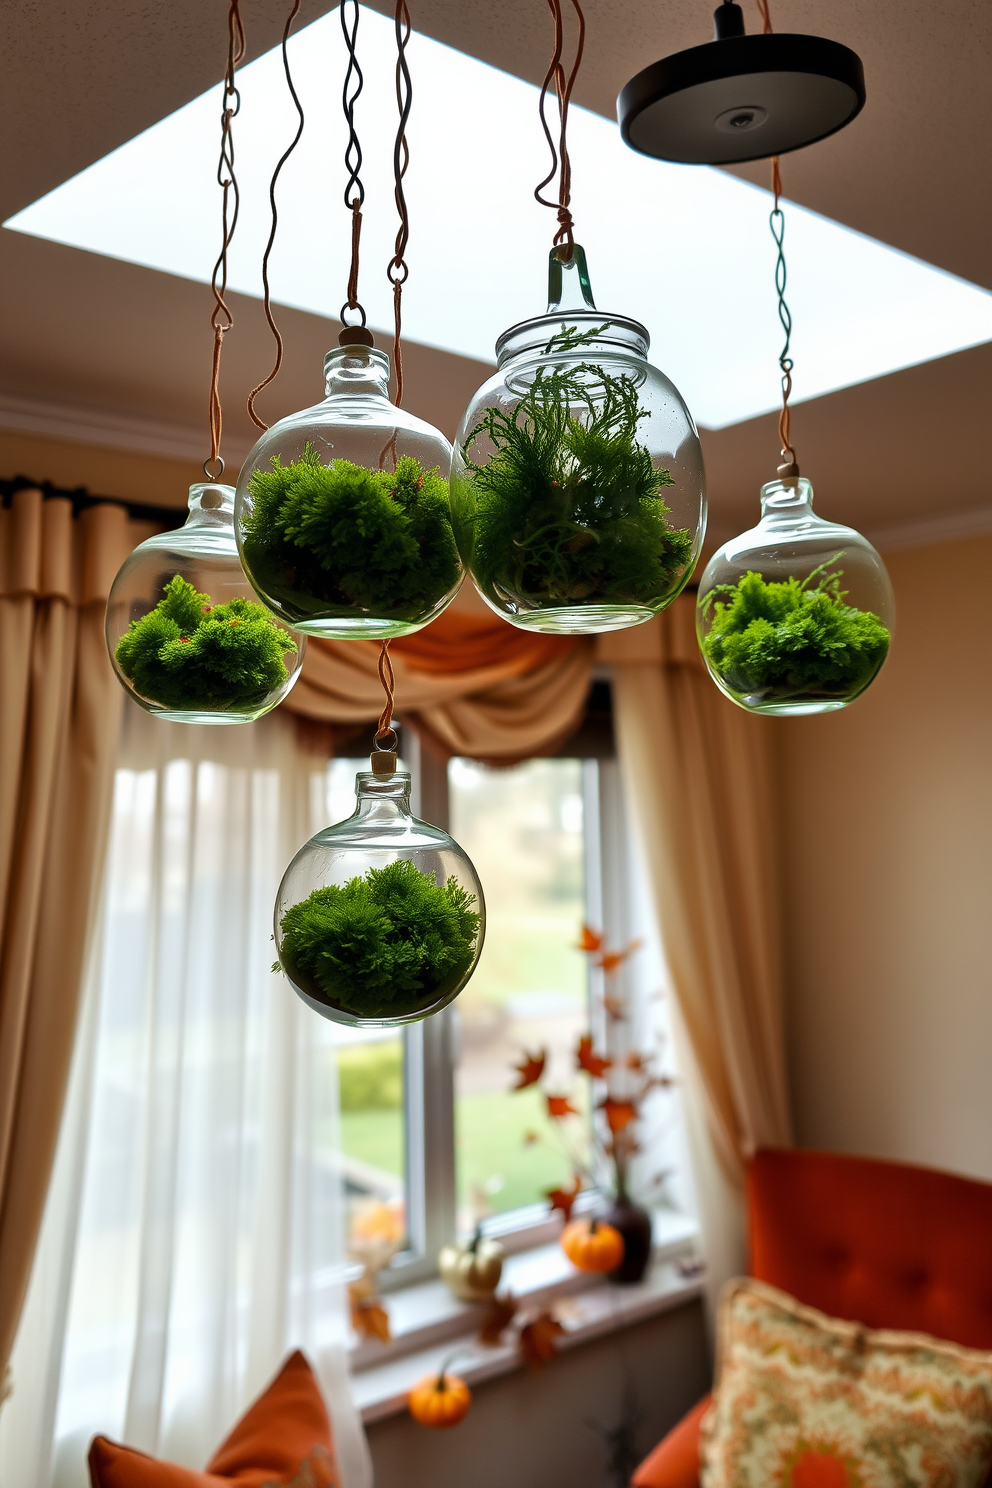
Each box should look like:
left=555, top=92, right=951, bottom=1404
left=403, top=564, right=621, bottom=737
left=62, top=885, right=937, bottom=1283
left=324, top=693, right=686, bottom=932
left=776, top=454, right=800, bottom=488
left=339, top=325, right=375, bottom=348
left=371, top=749, right=398, bottom=777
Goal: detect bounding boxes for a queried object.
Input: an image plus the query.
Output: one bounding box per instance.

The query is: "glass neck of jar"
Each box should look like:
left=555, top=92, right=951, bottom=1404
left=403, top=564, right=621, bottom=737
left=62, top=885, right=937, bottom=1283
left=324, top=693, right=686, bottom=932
left=759, top=477, right=816, bottom=526
left=185, top=482, right=236, bottom=527
left=353, top=771, right=413, bottom=821
left=323, top=345, right=392, bottom=400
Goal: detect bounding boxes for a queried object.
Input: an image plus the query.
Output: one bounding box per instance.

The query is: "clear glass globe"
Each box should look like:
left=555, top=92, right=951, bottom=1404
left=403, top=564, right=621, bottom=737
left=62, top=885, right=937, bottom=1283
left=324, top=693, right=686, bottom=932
left=696, top=476, right=894, bottom=716
left=106, top=482, right=305, bottom=724
left=274, top=764, right=486, bottom=1028
left=235, top=334, right=464, bottom=639
left=451, top=246, right=706, bottom=635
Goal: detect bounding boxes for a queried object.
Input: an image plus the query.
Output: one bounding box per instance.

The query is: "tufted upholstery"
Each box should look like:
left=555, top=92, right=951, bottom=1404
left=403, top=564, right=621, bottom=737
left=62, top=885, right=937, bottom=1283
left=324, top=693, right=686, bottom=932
left=633, top=1148, right=992, bottom=1488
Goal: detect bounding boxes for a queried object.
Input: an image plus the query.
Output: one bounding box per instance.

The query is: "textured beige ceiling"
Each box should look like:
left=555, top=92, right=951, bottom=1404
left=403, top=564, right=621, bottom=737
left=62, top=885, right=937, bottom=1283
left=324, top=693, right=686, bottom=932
left=1, top=0, right=990, bottom=536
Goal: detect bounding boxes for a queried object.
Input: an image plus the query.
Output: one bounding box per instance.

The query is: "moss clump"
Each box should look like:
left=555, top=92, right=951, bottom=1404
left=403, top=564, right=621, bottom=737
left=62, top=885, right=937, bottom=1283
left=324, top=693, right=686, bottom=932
left=460, top=331, right=693, bottom=612
left=115, top=574, right=296, bottom=712
left=242, top=446, right=460, bottom=623
left=278, top=859, right=480, bottom=1020
left=700, top=561, right=890, bottom=703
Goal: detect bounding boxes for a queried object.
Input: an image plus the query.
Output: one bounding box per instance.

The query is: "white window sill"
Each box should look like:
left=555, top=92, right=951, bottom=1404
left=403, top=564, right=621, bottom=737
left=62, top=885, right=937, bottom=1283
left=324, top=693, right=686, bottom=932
left=350, top=1209, right=704, bottom=1423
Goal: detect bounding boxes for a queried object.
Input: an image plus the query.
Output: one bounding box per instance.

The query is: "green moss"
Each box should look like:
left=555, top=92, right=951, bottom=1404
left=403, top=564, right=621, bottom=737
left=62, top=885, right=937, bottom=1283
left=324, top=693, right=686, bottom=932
left=241, top=446, right=460, bottom=623
left=700, top=561, right=890, bottom=703
left=459, top=329, right=693, bottom=612
left=115, top=574, right=296, bottom=713
left=278, top=859, right=480, bottom=1020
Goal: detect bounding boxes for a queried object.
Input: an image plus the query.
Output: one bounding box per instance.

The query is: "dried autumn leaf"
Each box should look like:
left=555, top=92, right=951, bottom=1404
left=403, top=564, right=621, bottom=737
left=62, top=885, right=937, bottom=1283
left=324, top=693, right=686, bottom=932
left=546, top=1175, right=582, bottom=1221
left=477, top=1290, right=519, bottom=1346
left=349, top=1291, right=391, bottom=1343
left=576, top=1035, right=611, bottom=1078
left=600, top=1097, right=638, bottom=1133
left=603, top=995, right=627, bottom=1022
left=597, top=938, right=642, bottom=973
left=512, top=1049, right=547, bottom=1090
left=519, top=1309, right=566, bottom=1366
left=577, top=925, right=604, bottom=953
left=546, top=1093, right=579, bottom=1119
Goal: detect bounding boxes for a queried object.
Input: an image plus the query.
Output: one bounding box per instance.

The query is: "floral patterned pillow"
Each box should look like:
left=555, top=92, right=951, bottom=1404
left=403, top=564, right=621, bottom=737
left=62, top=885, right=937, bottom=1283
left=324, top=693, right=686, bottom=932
left=701, top=1277, right=992, bottom=1488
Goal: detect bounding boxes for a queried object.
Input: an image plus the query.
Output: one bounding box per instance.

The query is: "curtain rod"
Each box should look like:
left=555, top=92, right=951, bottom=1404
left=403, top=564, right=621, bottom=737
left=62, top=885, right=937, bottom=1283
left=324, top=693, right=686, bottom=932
left=0, top=475, right=186, bottom=529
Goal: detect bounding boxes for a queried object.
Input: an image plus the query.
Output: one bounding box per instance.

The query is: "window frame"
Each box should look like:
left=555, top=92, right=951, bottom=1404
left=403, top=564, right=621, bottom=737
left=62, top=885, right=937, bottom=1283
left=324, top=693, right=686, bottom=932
left=371, top=708, right=633, bottom=1291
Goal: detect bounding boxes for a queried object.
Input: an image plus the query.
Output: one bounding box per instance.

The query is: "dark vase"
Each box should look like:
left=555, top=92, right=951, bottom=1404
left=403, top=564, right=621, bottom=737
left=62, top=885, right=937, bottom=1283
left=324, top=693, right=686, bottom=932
left=604, top=1195, right=653, bottom=1284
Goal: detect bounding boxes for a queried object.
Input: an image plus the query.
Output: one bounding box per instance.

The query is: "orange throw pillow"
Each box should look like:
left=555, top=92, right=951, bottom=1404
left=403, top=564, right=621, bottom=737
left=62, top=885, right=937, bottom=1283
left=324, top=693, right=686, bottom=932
left=88, top=1351, right=339, bottom=1487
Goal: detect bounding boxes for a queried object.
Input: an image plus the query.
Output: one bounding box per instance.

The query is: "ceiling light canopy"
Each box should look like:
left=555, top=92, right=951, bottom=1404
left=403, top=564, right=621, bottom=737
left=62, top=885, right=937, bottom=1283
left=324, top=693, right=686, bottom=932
left=618, top=1, right=865, bottom=165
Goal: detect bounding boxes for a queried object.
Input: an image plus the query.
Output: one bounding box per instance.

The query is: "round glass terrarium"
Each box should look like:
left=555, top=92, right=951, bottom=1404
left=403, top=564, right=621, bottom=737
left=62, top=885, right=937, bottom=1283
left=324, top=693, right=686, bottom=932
left=235, top=329, right=464, bottom=638
left=696, top=475, right=894, bottom=716
left=274, top=758, right=485, bottom=1028
left=451, top=247, right=707, bottom=634
left=106, top=482, right=305, bottom=724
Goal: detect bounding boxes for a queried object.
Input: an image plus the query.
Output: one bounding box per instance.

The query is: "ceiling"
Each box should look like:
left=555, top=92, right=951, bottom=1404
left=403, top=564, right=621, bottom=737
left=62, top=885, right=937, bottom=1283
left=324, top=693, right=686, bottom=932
left=1, top=0, right=990, bottom=545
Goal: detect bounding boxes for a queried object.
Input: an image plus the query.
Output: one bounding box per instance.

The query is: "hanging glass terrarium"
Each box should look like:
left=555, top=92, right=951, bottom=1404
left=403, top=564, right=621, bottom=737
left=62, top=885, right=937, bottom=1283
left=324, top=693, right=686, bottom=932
left=696, top=154, right=893, bottom=715
left=452, top=247, right=706, bottom=634
left=696, top=476, right=893, bottom=715
left=107, top=482, right=305, bottom=724
left=234, top=328, right=463, bottom=639
left=274, top=751, right=485, bottom=1028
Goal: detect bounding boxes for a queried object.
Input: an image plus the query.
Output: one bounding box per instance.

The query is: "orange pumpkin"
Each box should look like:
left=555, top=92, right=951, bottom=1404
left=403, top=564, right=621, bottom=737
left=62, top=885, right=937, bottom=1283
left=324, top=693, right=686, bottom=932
left=561, top=1216, right=625, bottom=1274
left=407, top=1369, right=472, bottom=1429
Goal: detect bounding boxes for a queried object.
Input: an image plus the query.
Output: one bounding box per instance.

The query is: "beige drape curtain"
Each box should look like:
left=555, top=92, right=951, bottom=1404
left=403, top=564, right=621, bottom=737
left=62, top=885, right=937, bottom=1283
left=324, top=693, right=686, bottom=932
left=603, top=597, right=793, bottom=1188
left=0, top=489, right=134, bottom=1382
left=285, top=606, right=596, bottom=760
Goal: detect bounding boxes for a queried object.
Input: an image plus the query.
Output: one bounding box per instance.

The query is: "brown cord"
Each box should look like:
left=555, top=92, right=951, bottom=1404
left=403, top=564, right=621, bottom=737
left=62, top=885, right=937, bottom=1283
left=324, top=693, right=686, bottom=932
left=769, top=153, right=797, bottom=474
left=205, top=1, right=246, bottom=478
left=339, top=0, right=369, bottom=326
left=375, top=641, right=397, bottom=749
left=757, top=0, right=796, bottom=473
left=387, top=0, right=412, bottom=408
left=247, top=0, right=304, bottom=432
left=534, top=0, right=586, bottom=259
left=344, top=198, right=365, bottom=321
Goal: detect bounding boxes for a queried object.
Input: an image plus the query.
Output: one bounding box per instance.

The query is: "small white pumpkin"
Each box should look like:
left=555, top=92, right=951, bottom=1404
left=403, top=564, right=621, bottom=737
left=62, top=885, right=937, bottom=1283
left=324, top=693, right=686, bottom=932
left=438, top=1228, right=505, bottom=1303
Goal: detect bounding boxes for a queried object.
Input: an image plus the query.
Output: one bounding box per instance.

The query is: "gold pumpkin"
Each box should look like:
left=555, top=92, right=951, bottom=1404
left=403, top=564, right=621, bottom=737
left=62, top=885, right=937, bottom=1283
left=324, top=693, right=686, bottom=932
left=438, top=1228, right=505, bottom=1303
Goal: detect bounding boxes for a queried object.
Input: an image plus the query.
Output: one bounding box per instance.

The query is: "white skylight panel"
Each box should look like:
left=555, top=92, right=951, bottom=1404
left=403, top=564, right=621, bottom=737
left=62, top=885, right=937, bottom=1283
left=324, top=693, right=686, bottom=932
left=7, top=7, right=992, bottom=429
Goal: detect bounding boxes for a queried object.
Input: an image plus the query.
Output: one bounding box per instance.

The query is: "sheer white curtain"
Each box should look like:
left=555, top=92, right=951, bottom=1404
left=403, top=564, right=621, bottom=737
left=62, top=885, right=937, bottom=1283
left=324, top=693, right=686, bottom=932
left=0, top=704, right=373, bottom=1488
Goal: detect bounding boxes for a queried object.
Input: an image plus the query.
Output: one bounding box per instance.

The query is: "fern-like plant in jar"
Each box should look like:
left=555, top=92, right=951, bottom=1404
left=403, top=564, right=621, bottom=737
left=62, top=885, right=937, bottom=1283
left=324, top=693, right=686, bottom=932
left=452, top=248, right=706, bottom=635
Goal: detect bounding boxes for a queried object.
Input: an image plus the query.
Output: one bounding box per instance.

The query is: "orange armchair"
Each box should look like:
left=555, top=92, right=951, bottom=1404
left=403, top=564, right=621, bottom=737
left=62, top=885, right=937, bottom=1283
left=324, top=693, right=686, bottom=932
left=633, top=1147, right=992, bottom=1488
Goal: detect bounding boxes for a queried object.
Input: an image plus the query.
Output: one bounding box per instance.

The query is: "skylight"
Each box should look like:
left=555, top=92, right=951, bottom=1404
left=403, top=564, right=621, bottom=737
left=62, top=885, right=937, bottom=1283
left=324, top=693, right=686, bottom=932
left=7, top=8, right=992, bottom=429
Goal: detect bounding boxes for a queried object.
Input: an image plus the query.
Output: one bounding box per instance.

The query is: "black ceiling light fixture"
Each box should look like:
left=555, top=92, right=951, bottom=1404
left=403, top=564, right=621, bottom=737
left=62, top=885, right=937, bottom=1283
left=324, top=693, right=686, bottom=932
left=617, top=1, right=865, bottom=165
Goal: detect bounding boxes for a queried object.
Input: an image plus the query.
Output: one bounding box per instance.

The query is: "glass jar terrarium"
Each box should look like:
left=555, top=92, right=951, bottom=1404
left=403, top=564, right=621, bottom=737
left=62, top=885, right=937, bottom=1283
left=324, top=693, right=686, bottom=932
left=106, top=482, right=305, bottom=724
left=235, top=329, right=463, bottom=638
left=451, top=247, right=706, bottom=634
left=274, top=757, right=485, bottom=1028
left=696, top=476, right=894, bottom=715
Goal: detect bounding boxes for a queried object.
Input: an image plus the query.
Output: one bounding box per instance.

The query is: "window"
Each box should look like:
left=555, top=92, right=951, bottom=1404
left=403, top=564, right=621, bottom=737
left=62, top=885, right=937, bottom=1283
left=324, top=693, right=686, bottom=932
left=339, top=687, right=689, bottom=1284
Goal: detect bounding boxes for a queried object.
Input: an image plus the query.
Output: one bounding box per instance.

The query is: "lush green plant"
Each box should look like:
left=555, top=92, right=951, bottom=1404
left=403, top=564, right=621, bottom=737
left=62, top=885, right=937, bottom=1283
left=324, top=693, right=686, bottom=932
left=460, top=330, right=693, bottom=611
left=278, top=859, right=480, bottom=1020
left=700, top=561, right=890, bottom=701
left=242, top=446, right=460, bottom=622
left=115, top=574, right=296, bottom=712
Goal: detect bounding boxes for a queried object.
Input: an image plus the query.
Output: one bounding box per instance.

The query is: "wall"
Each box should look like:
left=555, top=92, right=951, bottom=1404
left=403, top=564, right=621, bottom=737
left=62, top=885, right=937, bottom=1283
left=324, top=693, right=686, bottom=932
left=776, top=534, right=992, bottom=1181
left=1, top=428, right=199, bottom=507
left=365, top=1298, right=710, bottom=1488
